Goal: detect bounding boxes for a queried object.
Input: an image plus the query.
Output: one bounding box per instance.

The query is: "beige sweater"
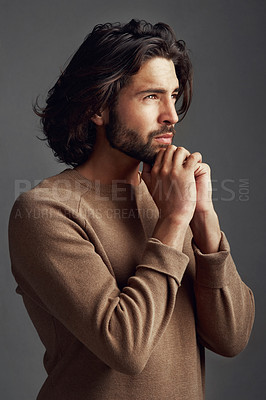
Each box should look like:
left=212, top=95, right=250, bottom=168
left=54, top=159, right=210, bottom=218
left=8, top=168, right=255, bottom=400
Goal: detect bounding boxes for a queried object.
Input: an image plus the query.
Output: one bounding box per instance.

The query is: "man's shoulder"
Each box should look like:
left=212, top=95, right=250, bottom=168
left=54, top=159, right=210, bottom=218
left=10, top=169, right=90, bottom=219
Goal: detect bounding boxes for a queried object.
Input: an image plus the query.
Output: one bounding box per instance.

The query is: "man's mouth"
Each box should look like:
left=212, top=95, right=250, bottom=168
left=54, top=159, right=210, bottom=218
left=153, top=134, right=173, bottom=145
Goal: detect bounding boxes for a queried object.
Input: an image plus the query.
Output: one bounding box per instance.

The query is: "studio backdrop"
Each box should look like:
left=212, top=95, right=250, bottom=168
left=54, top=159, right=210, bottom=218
left=1, top=1, right=265, bottom=399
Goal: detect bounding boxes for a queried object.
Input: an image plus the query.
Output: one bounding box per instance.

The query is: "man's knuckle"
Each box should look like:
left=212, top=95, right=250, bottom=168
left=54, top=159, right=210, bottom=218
left=176, top=146, right=185, bottom=152
left=170, top=168, right=179, bottom=179
left=169, top=145, right=177, bottom=151
left=151, top=167, right=159, bottom=177
left=160, top=167, right=169, bottom=177
left=192, top=152, right=201, bottom=159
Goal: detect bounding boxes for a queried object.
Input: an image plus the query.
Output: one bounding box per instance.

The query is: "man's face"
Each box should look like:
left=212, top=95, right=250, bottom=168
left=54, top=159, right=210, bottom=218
left=105, top=57, right=179, bottom=165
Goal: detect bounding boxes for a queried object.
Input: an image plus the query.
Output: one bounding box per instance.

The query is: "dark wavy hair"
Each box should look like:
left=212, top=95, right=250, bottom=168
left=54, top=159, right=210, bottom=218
left=34, top=19, right=193, bottom=166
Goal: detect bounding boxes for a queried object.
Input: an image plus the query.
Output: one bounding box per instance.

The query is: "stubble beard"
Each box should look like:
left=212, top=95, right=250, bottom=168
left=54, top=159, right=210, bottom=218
left=105, top=108, right=176, bottom=165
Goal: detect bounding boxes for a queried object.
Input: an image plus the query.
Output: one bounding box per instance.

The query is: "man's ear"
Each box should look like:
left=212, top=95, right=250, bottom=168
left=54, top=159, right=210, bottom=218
left=91, top=113, right=104, bottom=126
left=91, top=109, right=109, bottom=126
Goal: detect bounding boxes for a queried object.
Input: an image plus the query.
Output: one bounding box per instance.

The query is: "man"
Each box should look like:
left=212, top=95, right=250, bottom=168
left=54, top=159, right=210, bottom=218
left=9, top=19, right=255, bottom=400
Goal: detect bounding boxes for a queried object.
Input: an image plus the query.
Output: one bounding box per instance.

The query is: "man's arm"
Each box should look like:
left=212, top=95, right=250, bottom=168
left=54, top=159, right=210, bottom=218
left=8, top=190, right=190, bottom=376
left=142, top=145, right=255, bottom=355
left=193, top=232, right=255, bottom=356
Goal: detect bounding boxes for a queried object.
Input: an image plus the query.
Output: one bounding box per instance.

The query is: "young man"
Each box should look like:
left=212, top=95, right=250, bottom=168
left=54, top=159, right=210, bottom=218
left=9, top=20, right=255, bottom=400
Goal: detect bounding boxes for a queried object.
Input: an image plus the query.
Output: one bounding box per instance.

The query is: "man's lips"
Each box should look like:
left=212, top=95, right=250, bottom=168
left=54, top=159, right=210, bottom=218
left=153, top=133, right=173, bottom=144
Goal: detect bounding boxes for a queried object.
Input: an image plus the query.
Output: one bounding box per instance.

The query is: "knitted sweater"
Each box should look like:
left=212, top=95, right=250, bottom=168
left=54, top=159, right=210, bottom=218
left=8, top=168, right=255, bottom=400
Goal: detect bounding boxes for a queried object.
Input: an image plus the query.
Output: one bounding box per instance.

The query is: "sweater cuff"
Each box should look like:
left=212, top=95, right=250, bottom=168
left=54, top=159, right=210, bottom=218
left=137, top=238, right=189, bottom=286
left=193, top=231, right=233, bottom=288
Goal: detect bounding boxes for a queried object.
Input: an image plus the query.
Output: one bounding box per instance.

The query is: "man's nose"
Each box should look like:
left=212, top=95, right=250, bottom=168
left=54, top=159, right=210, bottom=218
left=158, top=99, right=179, bottom=125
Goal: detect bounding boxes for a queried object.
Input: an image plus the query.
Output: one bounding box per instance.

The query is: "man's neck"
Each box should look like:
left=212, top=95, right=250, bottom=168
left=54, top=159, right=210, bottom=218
left=75, top=133, right=141, bottom=186
left=75, top=159, right=140, bottom=186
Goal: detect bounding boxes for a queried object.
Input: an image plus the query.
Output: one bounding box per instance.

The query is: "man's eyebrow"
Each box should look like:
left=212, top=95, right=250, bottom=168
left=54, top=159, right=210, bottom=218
left=135, top=87, right=179, bottom=95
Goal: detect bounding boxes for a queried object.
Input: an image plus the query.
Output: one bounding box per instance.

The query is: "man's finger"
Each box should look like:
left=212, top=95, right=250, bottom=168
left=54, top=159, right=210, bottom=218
left=183, top=152, right=202, bottom=168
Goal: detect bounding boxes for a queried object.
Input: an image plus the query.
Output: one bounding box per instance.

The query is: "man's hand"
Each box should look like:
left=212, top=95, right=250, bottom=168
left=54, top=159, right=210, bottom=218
left=190, top=160, right=222, bottom=253
left=142, top=146, right=201, bottom=224
left=142, top=146, right=201, bottom=250
left=142, top=145, right=221, bottom=253
left=193, top=162, right=213, bottom=214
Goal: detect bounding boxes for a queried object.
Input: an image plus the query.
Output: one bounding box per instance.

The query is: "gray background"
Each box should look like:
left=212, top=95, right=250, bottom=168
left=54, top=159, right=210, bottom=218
left=1, top=0, right=265, bottom=399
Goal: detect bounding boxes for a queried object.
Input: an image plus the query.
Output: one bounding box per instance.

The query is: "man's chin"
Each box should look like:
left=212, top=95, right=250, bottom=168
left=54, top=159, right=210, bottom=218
left=142, top=144, right=169, bottom=165
left=140, top=153, right=157, bottom=166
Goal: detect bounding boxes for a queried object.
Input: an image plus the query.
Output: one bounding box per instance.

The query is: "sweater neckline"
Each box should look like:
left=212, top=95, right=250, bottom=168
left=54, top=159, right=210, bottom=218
left=62, top=168, right=145, bottom=197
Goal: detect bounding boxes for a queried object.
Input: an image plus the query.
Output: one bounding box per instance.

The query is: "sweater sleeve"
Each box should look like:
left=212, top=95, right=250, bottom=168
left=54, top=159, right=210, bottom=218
left=193, top=231, right=255, bottom=357
left=8, top=193, right=189, bottom=375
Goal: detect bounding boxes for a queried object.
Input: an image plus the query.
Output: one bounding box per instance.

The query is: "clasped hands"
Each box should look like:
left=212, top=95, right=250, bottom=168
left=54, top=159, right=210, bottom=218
left=142, top=146, right=221, bottom=253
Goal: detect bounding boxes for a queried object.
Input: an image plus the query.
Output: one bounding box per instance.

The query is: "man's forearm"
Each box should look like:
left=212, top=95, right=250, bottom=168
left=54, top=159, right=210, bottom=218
left=152, top=216, right=188, bottom=251
left=190, top=209, right=222, bottom=254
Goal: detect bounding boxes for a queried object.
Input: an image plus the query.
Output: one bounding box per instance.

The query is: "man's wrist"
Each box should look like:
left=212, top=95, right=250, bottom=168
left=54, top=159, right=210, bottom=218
left=153, top=216, right=188, bottom=251
left=190, top=209, right=221, bottom=254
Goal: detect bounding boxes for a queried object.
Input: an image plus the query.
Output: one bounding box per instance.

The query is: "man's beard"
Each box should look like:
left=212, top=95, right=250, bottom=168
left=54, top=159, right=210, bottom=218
left=105, top=108, right=176, bottom=165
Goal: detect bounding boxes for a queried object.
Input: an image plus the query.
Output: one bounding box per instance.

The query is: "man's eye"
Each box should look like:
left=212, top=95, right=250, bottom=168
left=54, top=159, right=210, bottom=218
left=172, top=94, right=178, bottom=101
left=145, top=94, right=157, bottom=100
